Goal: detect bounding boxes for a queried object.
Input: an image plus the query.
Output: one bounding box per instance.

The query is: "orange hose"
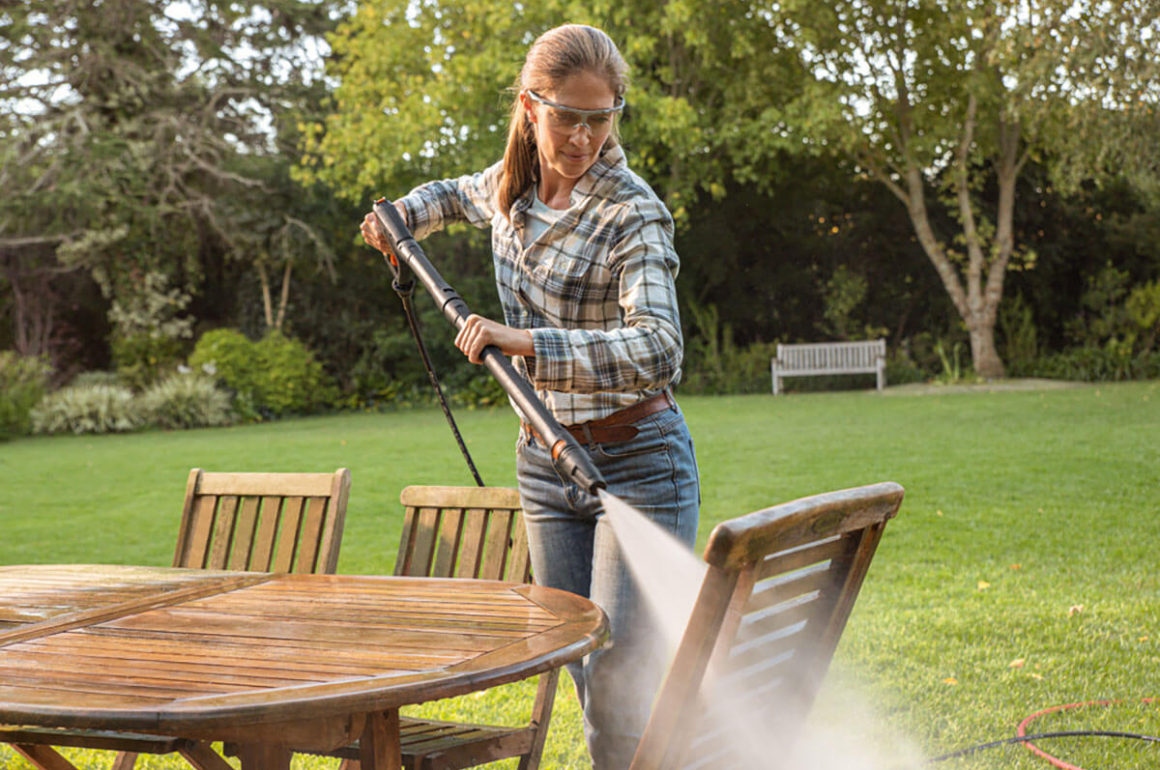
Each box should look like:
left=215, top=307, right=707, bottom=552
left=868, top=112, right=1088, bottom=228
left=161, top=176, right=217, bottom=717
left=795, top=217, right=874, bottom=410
left=1017, top=698, right=1159, bottom=769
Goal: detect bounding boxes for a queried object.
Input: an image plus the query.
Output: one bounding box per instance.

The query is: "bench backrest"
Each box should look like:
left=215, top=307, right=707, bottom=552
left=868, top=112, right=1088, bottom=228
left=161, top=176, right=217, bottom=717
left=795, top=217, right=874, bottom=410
left=776, top=339, right=885, bottom=371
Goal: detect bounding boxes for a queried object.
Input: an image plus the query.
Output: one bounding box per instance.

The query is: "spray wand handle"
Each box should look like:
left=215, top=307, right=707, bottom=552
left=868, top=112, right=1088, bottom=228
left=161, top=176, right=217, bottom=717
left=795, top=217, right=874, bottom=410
left=373, top=198, right=414, bottom=296
left=371, top=198, right=607, bottom=496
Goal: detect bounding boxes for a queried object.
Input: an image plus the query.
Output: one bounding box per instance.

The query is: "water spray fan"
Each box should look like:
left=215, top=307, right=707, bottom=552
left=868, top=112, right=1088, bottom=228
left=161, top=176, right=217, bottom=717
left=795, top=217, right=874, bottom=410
left=372, top=199, right=607, bottom=497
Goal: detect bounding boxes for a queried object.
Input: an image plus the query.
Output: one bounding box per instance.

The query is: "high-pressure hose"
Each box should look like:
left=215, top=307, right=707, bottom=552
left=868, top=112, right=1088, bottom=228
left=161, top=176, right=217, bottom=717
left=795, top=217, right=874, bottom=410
left=372, top=199, right=607, bottom=497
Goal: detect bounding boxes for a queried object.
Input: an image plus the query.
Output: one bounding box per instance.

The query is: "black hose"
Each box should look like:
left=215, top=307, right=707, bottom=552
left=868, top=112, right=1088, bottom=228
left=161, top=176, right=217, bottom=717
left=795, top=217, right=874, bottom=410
left=928, top=729, right=1160, bottom=763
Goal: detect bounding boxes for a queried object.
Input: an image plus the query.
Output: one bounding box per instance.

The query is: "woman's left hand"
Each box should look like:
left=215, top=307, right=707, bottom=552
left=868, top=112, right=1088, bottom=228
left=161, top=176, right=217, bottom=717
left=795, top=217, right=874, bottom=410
left=455, top=314, right=534, bottom=363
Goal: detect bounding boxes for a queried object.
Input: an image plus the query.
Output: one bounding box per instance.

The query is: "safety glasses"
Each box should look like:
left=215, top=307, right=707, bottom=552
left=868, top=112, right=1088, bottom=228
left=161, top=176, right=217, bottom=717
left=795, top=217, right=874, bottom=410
left=525, top=90, right=625, bottom=134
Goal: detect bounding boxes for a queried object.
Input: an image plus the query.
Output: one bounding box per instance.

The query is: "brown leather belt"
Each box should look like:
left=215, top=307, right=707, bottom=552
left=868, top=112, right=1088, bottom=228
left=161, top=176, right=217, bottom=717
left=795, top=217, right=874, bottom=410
left=523, top=391, right=676, bottom=446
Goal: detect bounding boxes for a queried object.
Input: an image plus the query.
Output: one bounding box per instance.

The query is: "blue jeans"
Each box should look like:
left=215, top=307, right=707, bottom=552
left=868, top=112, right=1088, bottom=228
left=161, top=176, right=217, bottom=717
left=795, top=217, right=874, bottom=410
left=516, top=400, right=700, bottom=770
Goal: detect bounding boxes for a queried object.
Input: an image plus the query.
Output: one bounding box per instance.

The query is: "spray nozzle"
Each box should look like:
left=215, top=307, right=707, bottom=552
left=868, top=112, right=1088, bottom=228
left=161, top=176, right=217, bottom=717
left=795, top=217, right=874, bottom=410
left=551, top=439, right=607, bottom=497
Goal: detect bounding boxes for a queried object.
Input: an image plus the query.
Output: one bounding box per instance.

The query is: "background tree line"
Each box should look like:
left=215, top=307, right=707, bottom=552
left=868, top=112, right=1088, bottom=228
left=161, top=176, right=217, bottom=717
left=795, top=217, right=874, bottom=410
left=2, top=0, right=1158, bottom=436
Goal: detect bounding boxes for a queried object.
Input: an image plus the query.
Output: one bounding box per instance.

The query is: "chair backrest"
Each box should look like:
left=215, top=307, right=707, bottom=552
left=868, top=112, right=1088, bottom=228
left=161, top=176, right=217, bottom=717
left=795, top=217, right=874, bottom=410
left=393, top=485, right=531, bottom=582
left=630, top=482, right=904, bottom=770
left=172, top=468, right=351, bottom=574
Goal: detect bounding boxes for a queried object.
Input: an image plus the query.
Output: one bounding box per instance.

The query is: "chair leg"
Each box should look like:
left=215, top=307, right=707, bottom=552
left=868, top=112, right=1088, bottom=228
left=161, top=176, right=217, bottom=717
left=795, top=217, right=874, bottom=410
left=10, top=744, right=82, bottom=770
left=179, top=743, right=238, bottom=770
left=111, top=751, right=138, bottom=770
left=518, top=669, right=561, bottom=770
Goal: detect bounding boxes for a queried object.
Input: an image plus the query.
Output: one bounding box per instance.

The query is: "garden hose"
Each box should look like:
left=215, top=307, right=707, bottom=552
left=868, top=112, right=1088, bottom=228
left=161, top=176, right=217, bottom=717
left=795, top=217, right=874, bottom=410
left=928, top=698, right=1160, bottom=766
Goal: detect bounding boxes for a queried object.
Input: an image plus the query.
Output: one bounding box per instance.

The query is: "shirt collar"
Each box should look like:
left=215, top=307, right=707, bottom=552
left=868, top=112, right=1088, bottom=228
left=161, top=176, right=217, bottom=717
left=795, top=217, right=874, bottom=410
left=511, top=143, right=626, bottom=225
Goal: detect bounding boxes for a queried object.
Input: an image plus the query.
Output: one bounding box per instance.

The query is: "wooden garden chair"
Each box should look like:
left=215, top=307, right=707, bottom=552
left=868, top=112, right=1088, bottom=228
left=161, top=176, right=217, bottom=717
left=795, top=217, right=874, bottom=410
left=1, top=467, right=352, bottom=770
left=629, top=481, right=904, bottom=769
left=328, top=484, right=554, bottom=770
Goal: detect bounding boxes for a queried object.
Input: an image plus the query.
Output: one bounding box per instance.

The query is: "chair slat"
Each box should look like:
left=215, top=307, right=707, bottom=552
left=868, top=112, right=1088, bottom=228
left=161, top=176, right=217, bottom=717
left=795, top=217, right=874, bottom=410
left=228, top=497, right=262, bottom=571
left=755, top=535, right=846, bottom=583
left=455, top=512, right=487, bottom=579
left=180, top=496, right=219, bottom=569
left=480, top=510, right=514, bottom=581
left=410, top=507, right=441, bottom=577
left=433, top=509, right=465, bottom=577
left=272, top=497, right=306, bottom=573
left=507, top=515, right=532, bottom=583
left=295, top=498, right=329, bottom=574
left=207, top=496, right=240, bottom=570
left=249, top=498, right=281, bottom=572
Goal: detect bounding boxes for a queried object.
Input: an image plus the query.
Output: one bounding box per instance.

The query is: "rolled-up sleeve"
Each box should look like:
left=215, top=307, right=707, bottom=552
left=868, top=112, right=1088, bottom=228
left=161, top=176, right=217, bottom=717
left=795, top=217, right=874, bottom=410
left=399, top=163, right=500, bottom=239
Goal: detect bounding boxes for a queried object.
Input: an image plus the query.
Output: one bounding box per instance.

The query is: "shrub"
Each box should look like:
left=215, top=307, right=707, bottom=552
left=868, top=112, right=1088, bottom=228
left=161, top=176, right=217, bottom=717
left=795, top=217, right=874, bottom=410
left=0, top=352, right=52, bottom=440
left=111, top=332, right=186, bottom=391
left=139, top=372, right=235, bottom=429
left=190, top=329, right=336, bottom=419
left=682, top=302, right=780, bottom=394
left=31, top=383, right=141, bottom=435
left=70, top=371, right=123, bottom=389
left=256, top=330, right=337, bottom=416
left=107, top=271, right=195, bottom=390
left=1024, top=341, right=1158, bottom=382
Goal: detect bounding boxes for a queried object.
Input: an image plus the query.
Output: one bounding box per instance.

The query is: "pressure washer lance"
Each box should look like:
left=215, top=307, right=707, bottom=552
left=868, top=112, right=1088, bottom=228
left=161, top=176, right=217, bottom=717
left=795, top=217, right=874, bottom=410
left=372, top=198, right=608, bottom=497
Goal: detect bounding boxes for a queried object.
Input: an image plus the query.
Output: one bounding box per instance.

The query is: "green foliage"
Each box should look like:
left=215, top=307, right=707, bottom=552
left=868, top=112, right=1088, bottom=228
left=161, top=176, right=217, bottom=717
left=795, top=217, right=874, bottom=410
left=452, top=372, right=509, bottom=409
left=819, top=265, right=869, bottom=340
left=110, top=333, right=188, bottom=392
left=681, top=302, right=778, bottom=394
left=190, top=328, right=337, bottom=419
left=107, top=271, right=194, bottom=390
left=297, top=0, right=804, bottom=214
left=69, top=371, right=123, bottom=389
left=932, top=339, right=978, bottom=386
left=0, top=352, right=52, bottom=440
left=138, top=373, right=235, bottom=430
left=1125, top=280, right=1160, bottom=354
left=1023, top=343, right=1160, bottom=383
left=998, top=293, right=1040, bottom=372
left=30, top=383, right=141, bottom=435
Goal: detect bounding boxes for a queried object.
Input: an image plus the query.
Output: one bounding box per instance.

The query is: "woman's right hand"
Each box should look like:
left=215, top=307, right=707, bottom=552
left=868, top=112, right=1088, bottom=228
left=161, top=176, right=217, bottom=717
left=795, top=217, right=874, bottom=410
left=359, top=201, right=408, bottom=257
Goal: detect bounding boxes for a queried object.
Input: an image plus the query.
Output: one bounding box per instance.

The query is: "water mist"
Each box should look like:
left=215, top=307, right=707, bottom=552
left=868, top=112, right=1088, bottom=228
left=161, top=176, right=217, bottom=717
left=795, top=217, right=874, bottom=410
left=597, top=489, right=925, bottom=770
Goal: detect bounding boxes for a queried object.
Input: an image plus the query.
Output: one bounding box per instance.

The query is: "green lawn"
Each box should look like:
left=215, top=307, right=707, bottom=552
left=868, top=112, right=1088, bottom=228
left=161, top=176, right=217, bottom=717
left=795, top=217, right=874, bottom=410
left=2, top=382, right=1158, bottom=769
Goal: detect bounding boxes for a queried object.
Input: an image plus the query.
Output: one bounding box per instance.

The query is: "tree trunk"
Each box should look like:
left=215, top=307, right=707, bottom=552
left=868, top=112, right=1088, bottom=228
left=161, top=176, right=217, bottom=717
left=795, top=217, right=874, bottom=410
left=257, top=261, right=275, bottom=331
left=968, top=320, right=1004, bottom=380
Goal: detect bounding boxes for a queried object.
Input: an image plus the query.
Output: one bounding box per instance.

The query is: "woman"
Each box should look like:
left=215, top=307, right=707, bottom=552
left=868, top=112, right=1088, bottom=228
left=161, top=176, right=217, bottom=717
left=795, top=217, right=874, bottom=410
left=360, top=24, right=699, bottom=769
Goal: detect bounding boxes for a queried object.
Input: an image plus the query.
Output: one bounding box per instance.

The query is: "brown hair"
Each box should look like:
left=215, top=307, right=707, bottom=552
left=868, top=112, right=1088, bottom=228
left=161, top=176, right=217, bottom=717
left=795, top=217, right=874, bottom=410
left=497, top=24, right=628, bottom=218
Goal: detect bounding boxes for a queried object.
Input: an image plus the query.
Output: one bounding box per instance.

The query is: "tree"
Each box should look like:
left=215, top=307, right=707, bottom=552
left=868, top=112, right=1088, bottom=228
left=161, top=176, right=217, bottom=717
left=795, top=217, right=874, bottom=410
left=776, top=0, right=1160, bottom=378
left=296, top=0, right=805, bottom=215
left=0, top=0, right=345, bottom=367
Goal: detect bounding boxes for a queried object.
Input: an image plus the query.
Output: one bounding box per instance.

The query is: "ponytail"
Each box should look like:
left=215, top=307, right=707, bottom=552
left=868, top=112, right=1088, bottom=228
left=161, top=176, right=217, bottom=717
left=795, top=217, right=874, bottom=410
left=498, top=99, right=540, bottom=217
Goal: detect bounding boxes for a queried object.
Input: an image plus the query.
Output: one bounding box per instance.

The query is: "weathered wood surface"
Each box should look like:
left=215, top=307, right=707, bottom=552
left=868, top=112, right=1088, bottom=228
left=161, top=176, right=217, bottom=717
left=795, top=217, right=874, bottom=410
left=395, top=485, right=532, bottom=583
left=0, top=566, right=607, bottom=769
left=628, top=482, right=904, bottom=770
left=331, top=485, right=553, bottom=770
left=173, top=468, right=351, bottom=574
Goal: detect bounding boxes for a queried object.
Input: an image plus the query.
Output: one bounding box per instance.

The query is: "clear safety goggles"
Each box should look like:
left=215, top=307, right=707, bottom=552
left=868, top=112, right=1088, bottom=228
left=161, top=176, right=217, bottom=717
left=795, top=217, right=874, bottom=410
left=526, top=90, right=625, bottom=134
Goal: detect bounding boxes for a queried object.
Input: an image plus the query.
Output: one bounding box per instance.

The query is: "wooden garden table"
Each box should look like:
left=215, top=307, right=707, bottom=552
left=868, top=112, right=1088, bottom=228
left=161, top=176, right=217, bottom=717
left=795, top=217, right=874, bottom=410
left=0, top=564, right=608, bottom=769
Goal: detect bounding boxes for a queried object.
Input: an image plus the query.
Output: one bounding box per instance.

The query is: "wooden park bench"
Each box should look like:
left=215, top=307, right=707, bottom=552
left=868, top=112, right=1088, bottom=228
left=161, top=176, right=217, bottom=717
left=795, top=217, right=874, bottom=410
left=770, top=339, right=886, bottom=394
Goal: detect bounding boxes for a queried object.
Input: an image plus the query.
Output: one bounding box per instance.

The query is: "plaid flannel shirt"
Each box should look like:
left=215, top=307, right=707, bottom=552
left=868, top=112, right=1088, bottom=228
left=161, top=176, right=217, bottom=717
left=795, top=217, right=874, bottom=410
left=399, top=144, right=683, bottom=426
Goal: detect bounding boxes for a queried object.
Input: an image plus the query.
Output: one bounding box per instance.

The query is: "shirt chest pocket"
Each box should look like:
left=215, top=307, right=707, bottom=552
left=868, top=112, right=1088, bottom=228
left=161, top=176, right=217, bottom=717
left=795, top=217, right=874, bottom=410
left=527, top=244, right=615, bottom=310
